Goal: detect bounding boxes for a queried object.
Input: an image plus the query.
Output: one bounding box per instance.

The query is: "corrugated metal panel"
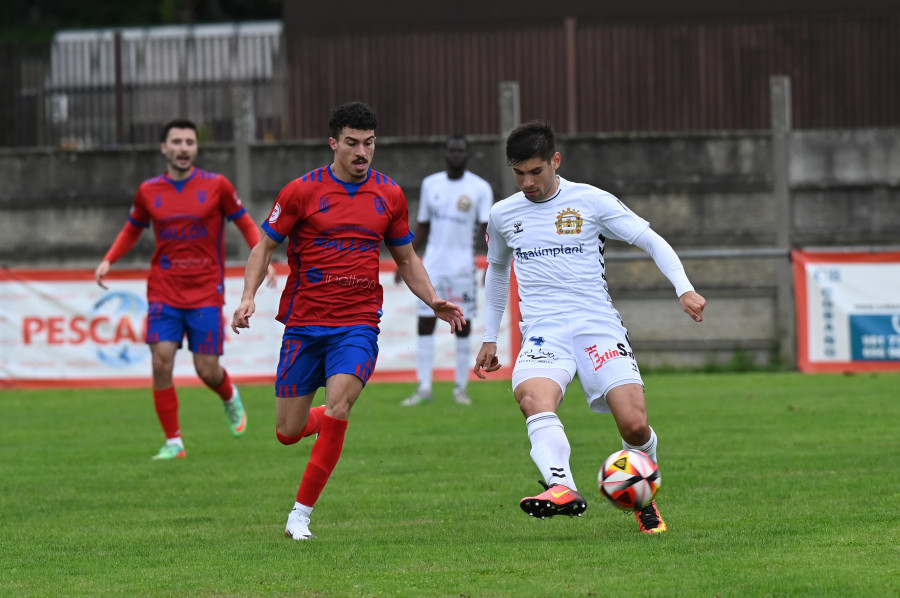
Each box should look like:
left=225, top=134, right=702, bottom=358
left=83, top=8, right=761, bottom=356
left=287, top=24, right=571, bottom=138
left=286, top=14, right=900, bottom=137
left=13, top=23, right=286, bottom=147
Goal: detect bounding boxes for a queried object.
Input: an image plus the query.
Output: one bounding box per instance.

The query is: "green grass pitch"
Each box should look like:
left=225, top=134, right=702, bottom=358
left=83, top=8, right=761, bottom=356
left=2, top=372, right=898, bottom=597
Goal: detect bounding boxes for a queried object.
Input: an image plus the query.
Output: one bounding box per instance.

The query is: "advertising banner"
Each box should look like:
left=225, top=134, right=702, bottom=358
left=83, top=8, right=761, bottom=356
left=0, top=261, right=512, bottom=389
left=792, top=250, right=900, bottom=373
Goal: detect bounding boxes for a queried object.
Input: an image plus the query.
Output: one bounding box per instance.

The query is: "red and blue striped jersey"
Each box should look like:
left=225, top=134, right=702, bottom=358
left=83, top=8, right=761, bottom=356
left=128, top=168, right=246, bottom=308
left=262, top=165, right=412, bottom=328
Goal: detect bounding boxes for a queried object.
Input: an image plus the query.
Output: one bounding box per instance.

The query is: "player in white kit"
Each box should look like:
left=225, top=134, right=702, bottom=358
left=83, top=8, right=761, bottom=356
left=473, top=121, right=706, bottom=533
left=400, top=136, right=494, bottom=406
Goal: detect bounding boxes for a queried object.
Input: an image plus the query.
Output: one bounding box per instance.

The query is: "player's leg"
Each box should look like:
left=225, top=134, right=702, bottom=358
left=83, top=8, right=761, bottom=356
left=452, top=319, right=472, bottom=404
left=513, top=322, right=585, bottom=518
left=400, top=313, right=437, bottom=405
left=149, top=340, right=185, bottom=459
left=451, top=273, right=478, bottom=405
left=275, top=328, right=327, bottom=540
left=606, top=384, right=666, bottom=533
left=282, top=326, right=377, bottom=539
left=146, top=302, right=187, bottom=459
left=186, top=306, right=245, bottom=437
left=277, top=390, right=319, bottom=541
left=515, top=374, right=586, bottom=518
left=606, top=384, right=655, bottom=460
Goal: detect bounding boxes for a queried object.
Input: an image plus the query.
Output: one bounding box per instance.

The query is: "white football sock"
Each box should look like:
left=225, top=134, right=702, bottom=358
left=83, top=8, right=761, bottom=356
left=293, top=502, right=313, bottom=518
left=526, top=412, right=575, bottom=490
left=165, top=437, right=183, bottom=448
left=623, top=426, right=658, bottom=463
left=454, top=336, right=471, bottom=390
left=415, top=334, right=434, bottom=392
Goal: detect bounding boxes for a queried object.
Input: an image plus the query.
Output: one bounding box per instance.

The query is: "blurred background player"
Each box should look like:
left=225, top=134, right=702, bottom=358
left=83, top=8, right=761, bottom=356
left=398, top=135, right=494, bottom=406
left=474, top=121, right=706, bottom=534
left=95, top=118, right=276, bottom=460
left=231, top=102, right=464, bottom=540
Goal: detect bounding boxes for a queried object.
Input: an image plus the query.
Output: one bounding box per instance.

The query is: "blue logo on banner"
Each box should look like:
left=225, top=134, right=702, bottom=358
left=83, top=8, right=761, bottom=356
left=850, top=314, right=900, bottom=361
left=90, top=291, right=151, bottom=368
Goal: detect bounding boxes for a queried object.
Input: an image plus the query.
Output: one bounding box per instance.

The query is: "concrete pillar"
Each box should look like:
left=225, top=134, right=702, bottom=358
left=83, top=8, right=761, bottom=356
left=498, top=81, right=521, bottom=199
left=770, top=75, right=796, bottom=369
left=232, top=87, right=255, bottom=209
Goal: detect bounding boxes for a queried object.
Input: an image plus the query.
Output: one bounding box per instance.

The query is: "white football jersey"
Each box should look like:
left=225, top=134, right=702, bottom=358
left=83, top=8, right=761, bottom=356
left=418, top=170, right=493, bottom=278
left=486, top=176, right=650, bottom=322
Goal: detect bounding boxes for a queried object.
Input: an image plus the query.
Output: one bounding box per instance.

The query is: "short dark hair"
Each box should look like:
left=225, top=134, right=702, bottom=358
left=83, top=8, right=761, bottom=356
left=160, top=119, right=197, bottom=143
left=328, top=102, right=377, bottom=138
left=445, top=135, right=468, bottom=150
left=506, top=120, right=556, bottom=165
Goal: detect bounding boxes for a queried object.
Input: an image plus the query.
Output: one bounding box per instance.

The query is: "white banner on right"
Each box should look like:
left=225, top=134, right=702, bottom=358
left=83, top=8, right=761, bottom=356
left=792, top=250, right=900, bottom=373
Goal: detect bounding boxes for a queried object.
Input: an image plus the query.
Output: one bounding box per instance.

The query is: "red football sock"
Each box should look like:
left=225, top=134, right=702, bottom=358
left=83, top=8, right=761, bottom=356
left=300, top=405, right=327, bottom=438
left=209, top=369, right=234, bottom=401
left=153, top=387, right=181, bottom=439
left=276, top=427, right=302, bottom=445
left=296, top=414, right=348, bottom=506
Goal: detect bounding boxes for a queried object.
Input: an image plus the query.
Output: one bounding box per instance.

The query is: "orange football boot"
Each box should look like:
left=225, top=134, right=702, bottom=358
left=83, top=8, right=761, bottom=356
left=520, top=480, right=587, bottom=519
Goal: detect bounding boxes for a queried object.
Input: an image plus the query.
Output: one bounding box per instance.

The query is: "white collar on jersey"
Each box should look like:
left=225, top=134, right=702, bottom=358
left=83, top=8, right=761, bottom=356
left=526, top=175, right=562, bottom=204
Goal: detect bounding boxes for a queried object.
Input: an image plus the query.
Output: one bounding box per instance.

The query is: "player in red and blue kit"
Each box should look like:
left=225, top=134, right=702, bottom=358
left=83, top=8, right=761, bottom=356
left=232, top=102, right=465, bottom=540
left=95, top=119, right=276, bottom=460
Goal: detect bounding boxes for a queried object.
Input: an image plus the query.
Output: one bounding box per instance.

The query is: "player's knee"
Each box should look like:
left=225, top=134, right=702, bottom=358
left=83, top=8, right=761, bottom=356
left=195, top=364, right=221, bottom=386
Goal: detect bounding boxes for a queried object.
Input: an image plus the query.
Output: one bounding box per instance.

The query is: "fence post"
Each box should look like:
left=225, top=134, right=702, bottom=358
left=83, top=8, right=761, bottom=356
left=232, top=87, right=255, bottom=210
left=770, top=75, right=796, bottom=369
left=114, top=31, right=125, bottom=145
left=497, top=81, right=520, bottom=199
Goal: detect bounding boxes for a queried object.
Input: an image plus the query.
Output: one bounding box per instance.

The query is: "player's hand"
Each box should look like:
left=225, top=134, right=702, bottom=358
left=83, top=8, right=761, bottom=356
left=431, top=298, right=465, bottom=332
left=680, top=290, right=707, bottom=322
left=264, top=263, right=278, bottom=289
left=474, top=342, right=501, bottom=379
left=393, top=270, right=403, bottom=285
left=94, top=260, right=111, bottom=290
left=231, top=298, right=256, bottom=334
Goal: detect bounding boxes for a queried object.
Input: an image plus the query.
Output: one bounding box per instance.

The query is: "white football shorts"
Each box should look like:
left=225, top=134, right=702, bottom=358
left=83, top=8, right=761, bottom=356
left=415, top=272, right=478, bottom=320
left=511, top=315, right=643, bottom=413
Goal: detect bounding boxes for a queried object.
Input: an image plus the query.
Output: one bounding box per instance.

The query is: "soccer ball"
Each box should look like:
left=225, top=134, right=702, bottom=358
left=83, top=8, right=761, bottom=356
left=598, top=449, right=660, bottom=511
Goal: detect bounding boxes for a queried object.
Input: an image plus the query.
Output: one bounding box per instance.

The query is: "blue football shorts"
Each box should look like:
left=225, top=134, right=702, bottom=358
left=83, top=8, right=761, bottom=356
left=145, top=302, right=224, bottom=355
left=276, top=325, right=380, bottom=398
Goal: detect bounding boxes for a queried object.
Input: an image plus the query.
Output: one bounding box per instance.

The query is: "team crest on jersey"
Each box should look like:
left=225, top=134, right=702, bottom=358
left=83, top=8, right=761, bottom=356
left=196, top=190, right=207, bottom=203
left=268, top=202, right=281, bottom=223
left=319, top=196, right=330, bottom=212
left=529, top=336, right=546, bottom=346
left=154, top=195, right=162, bottom=208
left=456, top=194, right=473, bottom=212
left=513, top=221, right=524, bottom=234
left=373, top=196, right=387, bottom=215
left=556, top=208, right=583, bottom=235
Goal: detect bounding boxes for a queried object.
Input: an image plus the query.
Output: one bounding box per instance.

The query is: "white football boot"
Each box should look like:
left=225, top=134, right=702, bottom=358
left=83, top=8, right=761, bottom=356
left=285, top=509, right=315, bottom=540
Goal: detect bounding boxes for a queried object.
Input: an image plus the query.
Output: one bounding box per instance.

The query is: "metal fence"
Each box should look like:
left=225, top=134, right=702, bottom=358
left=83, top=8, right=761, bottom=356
left=1, top=22, right=285, bottom=148
left=3, top=13, right=899, bottom=148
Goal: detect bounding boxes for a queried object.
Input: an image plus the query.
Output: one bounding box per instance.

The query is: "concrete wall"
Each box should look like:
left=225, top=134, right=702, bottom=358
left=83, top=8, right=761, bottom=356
left=2, top=128, right=898, bottom=368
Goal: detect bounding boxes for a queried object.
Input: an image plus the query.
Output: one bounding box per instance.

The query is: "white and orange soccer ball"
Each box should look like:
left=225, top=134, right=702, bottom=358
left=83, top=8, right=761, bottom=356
left=598, top=449, right=660, bottom=511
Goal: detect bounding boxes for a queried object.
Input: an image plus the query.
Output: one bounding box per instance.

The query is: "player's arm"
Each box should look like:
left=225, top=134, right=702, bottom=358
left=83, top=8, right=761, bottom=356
left=473, top=260, right=510, bottom=378
left=476, top=222, right=488, bottom=284
left=231, top=235, right=280, bottom=333
left=632, top=228, right=706, bottom=322
left=393, top=222, right=430, bottom=284
left=232, top=211, right=278, bottom=288
left=389, top=242, right=464, bottom=332
left=95, top=221, right=144, bottom=289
